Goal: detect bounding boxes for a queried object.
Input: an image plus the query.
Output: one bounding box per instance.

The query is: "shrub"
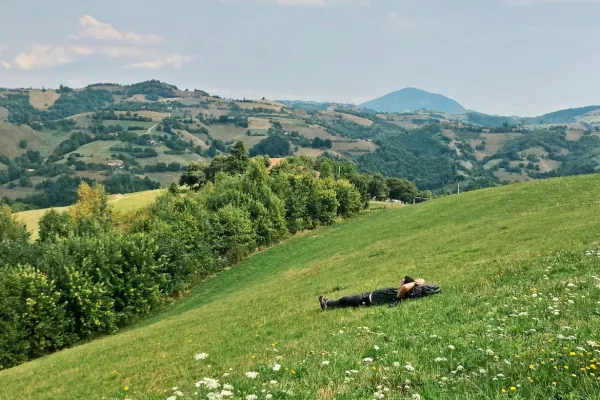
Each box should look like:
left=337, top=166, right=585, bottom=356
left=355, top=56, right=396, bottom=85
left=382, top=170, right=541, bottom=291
left=0, top=265, right=69, bottom=369
left=38, top=209, right=74, bottom=243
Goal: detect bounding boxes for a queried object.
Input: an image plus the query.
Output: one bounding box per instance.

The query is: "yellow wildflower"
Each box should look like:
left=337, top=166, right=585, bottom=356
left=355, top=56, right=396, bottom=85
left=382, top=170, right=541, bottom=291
left=510, top=386, right=516, bottom=391
left=291, top=370, right=296, bottom=374
left=529, top=364, right=535, bottom=369
left=501, top=389, right=507, bottom=393
left=372, top=366, right=376, bottom=371
left=124, top=386, right=129, bottom=391
left=564, top=366, right=569, bottom=370
left=552, top=381, right=557, bottom=385
left=569, top=352, right=576, bottom=356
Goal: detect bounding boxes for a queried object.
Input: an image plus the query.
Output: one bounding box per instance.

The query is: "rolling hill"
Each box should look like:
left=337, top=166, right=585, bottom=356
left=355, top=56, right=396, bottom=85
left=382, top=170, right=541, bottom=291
left=360, top=88, right=467, bottom=114
left=3, top=80, right=600, bottom=212
left=1, top=174, right=599, bottom=399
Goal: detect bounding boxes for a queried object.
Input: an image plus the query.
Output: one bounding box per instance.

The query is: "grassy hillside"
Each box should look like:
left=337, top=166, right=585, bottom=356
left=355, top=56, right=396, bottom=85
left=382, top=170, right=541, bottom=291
left=14, top=189, right=163, bottom=238
left=2, top=175, right=600, bottom=399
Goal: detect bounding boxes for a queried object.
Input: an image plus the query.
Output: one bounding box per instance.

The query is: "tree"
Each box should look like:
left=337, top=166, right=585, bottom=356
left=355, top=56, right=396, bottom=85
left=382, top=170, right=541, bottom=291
left=249, top=136, right=291, bottom=158
left=38, top=209, right=74, bottom=243
left=386, top=177, right=418, bottom=203
left=369, top=174, right=389, bottom=201
left=18, top=140, right=28, bottom=149
left=230, top=141, right=250, bottom=174
left=179, top=162, right=208, bottom=190
left=0, top=205, right=29, bottom=244
left=69, top=183, right=112, bottom=232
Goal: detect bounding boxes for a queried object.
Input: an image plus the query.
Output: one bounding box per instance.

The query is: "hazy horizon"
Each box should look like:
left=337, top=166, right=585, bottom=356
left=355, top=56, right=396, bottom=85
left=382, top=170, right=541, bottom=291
left=1, top=0, right=599, bottom=117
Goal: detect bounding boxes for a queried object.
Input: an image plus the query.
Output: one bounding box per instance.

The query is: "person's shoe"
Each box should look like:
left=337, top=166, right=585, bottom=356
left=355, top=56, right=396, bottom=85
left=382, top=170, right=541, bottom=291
left=319, top=296, right=328, bottom=311
left=403, top=275, right=415, bottom=284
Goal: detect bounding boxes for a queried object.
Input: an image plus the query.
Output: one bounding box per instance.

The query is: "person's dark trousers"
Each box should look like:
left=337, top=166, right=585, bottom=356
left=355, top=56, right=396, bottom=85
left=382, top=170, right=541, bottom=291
left=326, top=293, right=370, bottom=309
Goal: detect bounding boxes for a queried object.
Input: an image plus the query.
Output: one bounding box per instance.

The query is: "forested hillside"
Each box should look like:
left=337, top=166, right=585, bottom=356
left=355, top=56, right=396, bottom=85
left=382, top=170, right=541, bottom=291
left=2, top=80, right=600, bottom=212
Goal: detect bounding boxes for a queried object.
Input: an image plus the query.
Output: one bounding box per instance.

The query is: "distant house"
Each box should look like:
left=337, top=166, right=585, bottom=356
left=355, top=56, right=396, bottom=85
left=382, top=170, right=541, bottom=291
left=107, top=160, right=124, bottom=168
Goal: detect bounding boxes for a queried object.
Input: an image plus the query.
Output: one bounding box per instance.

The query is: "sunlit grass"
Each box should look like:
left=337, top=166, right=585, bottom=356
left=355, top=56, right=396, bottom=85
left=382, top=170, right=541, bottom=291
left=2, top=175, right=600, bottom=399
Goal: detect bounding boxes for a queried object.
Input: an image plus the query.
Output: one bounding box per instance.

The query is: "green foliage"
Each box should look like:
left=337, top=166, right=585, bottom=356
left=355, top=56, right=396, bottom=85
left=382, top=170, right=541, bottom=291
left=18, top=140, right=28, bottom=149
left=369, top=174, right=389, bottom=200
left=466, top=112, right=517, bottom=127
left=249, top=135, right=292, bottom=157
left=0, top=264, right=69, bottom=369
left=387, top=177, right=418, bottom=203
left=179, top=161, right=208, bottom=190
left=126, top=80, right=177, bottom=100
left=0, top=205, right=29, bottom=245
left=357, top=125, right=458, bottom=190
left=37, top=210, right=74, bottom=243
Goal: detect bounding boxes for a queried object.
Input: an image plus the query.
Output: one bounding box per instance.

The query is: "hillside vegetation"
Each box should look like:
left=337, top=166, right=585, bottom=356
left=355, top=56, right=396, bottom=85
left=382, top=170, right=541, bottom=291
left=3, top=81, right=600, bottom=210
left=1, top=174, right=599, bottom=399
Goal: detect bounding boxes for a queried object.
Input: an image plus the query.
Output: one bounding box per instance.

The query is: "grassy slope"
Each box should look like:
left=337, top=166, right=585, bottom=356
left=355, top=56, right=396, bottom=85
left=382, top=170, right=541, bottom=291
left=14, top=189, right=163, bottom=238
left=3, top=172, right=600, bottom=400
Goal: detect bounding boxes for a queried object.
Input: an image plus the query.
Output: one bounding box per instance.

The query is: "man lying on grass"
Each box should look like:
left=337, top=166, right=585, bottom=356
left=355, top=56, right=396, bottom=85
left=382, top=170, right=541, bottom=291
left=319, top=276, right=440, bottom=310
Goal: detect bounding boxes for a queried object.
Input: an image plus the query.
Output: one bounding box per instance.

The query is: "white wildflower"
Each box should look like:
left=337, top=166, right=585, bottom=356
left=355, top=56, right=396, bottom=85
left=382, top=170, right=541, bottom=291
left=363, top=357, right=374, bottom=363
left=174, top=391, right=184, bottom=396
left=393, top=362, right=401, bottom=367
left=412, top=394, right=421, bottom=400
left=266, top=395, right=273, bottom=400
left=220, top=390, right=233, bottom=397
left=374, top=345, right=380, bottom=350
left=587, top=341, right=597, bottom=347
left=456, top=365, right=464, bottom=371
left=272, top=364, right=281, bottom=371
left=448, top=345, right=455, bottom=351
left=167, top=397, right=177, bottom=400
left=322, top=360, right=330, bottom=366
left=172, top=387, right=179, bottom=391
left=222, top=373, right=230, bottom=378
left=194, top=353, right=209, bottom=360
left=195, top=378, right=220, bottom=389
left=245, top=371, right=259, bottom=379
left=246, top=395, right=258, bottom=400
left=223, top=384, right=234, bottom=390
left=486, top=349, right=494, bottom=356
left=434, top=357, right=447, bottom=363
left=405, top=364, right=415, bottom=372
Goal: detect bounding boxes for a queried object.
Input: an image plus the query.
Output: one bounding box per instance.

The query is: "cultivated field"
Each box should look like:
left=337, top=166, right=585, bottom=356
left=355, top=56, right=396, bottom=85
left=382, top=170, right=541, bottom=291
left=28, top=90, right=61, bottom=110
left=3, top=175, right=600, bottom=399
left=14, top=189, right=164, bottom=238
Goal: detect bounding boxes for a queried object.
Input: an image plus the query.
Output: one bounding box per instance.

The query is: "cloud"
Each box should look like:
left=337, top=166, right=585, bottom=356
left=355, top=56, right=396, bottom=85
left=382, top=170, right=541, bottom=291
left=219, top=0, right=371, bottom=6
left=13, top=45, right=73, bottom=70
left=77, top=15, right=163, bottom=45
left=79, top=15, right=123, bottom=40
left=125, top=54, right=192, bottom=69
left=0, top=44, right=8, bottom=53
left=387, top=11, right=419, bottom=32
left=0, top=60, right=11, bottom=69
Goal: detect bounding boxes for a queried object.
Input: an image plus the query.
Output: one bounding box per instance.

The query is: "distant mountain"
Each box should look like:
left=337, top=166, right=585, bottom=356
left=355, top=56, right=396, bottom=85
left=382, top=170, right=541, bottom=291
left=360, top=88, right=467, bottom=115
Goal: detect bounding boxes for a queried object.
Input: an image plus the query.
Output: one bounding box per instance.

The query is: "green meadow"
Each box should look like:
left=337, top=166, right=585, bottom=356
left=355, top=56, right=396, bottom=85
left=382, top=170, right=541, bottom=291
left=2, top=175, right=600, bottom=399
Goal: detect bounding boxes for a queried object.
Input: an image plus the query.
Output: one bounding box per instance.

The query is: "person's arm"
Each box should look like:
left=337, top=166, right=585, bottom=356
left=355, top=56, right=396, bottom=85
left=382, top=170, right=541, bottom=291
left=398, top=282, right=417, bottom=299
left=397, top=278, right=425, bottom=299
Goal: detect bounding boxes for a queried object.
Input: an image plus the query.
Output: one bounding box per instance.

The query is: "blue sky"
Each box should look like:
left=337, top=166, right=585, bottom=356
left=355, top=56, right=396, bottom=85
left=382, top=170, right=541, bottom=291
left=0, top=0, right=598, bottom=116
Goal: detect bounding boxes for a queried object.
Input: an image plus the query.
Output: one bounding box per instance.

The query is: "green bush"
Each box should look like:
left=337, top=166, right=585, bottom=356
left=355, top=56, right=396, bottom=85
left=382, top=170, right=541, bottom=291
left=0, top=142, right=366, bottom=369
left=38, top=209, right=74, bottom=243
left=0, top=264, right=69, bottom=369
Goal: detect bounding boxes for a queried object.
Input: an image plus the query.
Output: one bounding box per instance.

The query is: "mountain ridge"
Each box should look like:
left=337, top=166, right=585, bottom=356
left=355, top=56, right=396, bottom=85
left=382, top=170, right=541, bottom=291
left=360, top=87, right=467, bottom=115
